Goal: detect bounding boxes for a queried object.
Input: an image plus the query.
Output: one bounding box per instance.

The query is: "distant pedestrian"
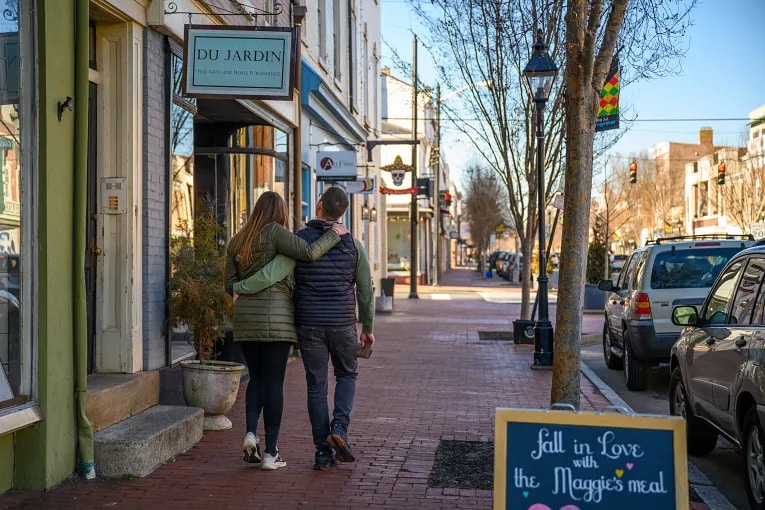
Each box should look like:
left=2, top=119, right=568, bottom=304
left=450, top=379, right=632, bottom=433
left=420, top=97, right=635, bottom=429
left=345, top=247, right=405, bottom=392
left=235, top=187, right=375, bottom=470
left=225, top=191, right=346, bottom=471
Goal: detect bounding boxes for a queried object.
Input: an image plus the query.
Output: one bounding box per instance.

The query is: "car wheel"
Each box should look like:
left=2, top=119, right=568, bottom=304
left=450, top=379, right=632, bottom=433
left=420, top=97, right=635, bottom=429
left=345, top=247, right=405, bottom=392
left=744, top=408, right=765, bottom=509
left=623, top=332, right=648, bottom=391
left=668, top=367, right=717, bottom=456
left=603, top=322, right=623, bottom=370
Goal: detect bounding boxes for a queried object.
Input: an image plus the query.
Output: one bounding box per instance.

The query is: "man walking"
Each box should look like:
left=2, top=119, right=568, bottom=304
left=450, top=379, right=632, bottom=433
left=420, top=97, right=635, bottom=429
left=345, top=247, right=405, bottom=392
left=293, top=187, right=375, bottom=469
left=234, top=186, right=375, bottom=470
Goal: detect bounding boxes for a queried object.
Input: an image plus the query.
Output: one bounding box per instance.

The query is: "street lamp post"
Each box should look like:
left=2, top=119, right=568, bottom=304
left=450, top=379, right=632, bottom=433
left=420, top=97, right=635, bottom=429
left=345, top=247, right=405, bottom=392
left=523, top=30, right=558, bottom=368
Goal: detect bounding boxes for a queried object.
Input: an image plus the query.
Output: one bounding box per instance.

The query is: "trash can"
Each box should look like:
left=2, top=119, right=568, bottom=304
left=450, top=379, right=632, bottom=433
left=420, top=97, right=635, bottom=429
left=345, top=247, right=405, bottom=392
left=512, top=319, right=536, bottom=345
left=380, top=277, right=395, bottom=301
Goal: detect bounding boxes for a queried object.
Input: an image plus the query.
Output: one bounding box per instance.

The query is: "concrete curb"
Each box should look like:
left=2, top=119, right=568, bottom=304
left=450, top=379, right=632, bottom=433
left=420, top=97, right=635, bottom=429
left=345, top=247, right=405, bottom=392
left=579, top=361, right=735, bottom=510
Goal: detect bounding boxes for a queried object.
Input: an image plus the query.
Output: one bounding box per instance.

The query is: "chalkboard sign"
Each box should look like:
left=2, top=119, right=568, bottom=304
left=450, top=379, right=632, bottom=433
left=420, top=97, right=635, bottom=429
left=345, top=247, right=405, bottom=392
left=494, top=408, right=688, bottom=510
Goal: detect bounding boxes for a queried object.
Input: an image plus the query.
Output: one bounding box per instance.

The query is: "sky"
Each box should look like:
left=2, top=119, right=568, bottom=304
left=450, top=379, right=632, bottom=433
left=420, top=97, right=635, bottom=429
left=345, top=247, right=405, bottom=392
left=380, top=0, right=765, bottom=187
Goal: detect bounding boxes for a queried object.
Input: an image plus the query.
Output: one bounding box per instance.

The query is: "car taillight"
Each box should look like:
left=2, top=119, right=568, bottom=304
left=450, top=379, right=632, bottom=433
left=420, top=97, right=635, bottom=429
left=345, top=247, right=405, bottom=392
left=635, top=293, right=652, bottom=320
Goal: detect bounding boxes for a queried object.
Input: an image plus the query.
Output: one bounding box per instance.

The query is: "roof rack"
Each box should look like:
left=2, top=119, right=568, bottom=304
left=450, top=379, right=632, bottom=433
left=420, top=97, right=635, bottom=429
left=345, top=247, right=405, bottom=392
left=645, top=233, right=755, bottom=246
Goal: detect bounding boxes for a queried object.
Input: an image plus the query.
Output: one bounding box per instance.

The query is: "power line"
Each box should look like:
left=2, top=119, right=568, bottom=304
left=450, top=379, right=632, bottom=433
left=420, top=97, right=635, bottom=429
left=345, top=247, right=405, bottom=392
left=383, top=116, right=757, bottom=123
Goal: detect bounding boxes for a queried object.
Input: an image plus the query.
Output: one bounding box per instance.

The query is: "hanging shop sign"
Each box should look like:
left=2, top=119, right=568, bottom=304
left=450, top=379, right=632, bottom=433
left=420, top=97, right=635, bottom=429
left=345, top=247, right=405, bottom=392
left=183, top=25, right=295, bottom=100
left=380, top=187, right=417, bottom=195
left=316, top=151, right=358, bottom=181
left=344, top=178, right=375, bottom=194
left=494, top=408, right=688, bottom=510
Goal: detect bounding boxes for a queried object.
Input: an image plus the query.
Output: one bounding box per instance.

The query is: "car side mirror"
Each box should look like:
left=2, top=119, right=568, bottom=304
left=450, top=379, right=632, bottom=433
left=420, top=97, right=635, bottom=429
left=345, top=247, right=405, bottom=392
left=597, top=279, right=616, bottom=291
left=672, top=305, right=698, bottom=326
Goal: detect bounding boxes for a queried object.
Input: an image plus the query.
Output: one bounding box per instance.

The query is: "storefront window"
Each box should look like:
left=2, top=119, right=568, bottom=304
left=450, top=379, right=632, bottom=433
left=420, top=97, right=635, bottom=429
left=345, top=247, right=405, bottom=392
left=225, top=125, right=289, bottom=238
left=169, top=47, right=196, bottom=236
left=0, top=1, right=30, bottom=408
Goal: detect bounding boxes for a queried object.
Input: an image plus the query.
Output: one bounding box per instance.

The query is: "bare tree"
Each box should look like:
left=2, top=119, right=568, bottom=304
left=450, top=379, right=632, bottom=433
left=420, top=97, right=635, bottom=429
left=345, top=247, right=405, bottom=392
left=463, top=164, right=505, bottom=260
left=722, top=151, right=765, bottom=234
left=390, top=0, right=566, bottom=320
left=593, top=159, right=635, bottom=277
left=640, top=153, right=678, bottom=234
left=553, top=0, right=697, bottom=407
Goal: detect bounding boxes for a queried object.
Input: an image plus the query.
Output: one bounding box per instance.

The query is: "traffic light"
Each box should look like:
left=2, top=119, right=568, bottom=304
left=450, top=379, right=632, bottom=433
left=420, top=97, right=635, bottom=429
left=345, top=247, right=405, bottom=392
left=717, top=162, right=726, bottom=185
left=444, top=192, right=452, bottom=207
left=629, top=162, right=637, bottom=184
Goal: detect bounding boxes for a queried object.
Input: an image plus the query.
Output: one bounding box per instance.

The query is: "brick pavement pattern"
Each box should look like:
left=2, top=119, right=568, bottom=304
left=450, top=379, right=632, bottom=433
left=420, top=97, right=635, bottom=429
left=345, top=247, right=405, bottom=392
left=2, top=268, right=687, bottom=510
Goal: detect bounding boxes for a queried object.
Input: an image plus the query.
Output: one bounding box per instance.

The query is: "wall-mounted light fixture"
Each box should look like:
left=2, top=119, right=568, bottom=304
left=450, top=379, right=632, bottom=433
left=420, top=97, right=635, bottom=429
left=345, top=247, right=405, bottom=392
left=57, top=96, right=73, bottom=122
left=370, top=206, right=378, bottom=222
left=361, top=202, right=370, bottom=220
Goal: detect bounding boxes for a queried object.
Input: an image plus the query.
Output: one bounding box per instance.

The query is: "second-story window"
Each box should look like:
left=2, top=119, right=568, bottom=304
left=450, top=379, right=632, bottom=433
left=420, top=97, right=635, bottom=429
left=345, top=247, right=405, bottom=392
left=362, top=23, right=368, bottom=122
left=349, top=0, right=357, bottom=109
left=333, top=0, right=341, bottom=81
left=372, top=44, right=379, bottom=131
left=318, top=0, right=326, bottom=62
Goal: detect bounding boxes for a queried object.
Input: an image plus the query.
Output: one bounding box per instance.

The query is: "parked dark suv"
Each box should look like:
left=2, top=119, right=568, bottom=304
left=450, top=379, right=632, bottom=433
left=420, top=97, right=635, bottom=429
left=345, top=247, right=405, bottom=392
left=598, top=235, right=753, bottom=390
left=669, top=239, right=765, bottom=509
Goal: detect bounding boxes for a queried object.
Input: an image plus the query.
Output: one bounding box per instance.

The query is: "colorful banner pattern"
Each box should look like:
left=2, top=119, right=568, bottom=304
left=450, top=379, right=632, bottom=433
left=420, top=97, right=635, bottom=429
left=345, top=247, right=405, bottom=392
left=596, top=55, right=620, bottom=132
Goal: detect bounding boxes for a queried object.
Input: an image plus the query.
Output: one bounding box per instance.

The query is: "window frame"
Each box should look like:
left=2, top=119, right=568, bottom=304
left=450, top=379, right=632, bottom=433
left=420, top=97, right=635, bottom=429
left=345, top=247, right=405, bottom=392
left=0, top=0, right=43, bottom=433
left=701, top=260, right=745, bottom=325
left=728, top=257, right=765, bottom=325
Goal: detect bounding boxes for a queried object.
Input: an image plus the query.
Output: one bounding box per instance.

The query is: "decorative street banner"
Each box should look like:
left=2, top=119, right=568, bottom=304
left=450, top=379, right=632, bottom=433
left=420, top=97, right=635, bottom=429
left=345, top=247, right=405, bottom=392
left=380, top=187, right=417, bottom=195
left=183, top=25, right=295, bottom=100
left=316, top=151, right=358, bottom=181
left=494, top=408, right=688, bottom=510
left=344, top=178, right=375, bottom=194
left=596, top=55, right=620, bottom=132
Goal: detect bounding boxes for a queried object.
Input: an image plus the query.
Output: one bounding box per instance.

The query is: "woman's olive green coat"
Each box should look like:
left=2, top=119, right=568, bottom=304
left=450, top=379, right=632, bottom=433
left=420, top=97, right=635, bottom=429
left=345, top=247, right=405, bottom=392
left=225, top=223, right=339, bottom=343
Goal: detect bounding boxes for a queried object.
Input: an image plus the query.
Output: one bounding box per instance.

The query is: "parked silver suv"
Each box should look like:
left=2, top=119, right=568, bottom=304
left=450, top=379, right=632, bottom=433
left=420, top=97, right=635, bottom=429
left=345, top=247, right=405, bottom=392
left=598, top=235, right=753, bottom=390
left=669, top=239, right=765, bottom=509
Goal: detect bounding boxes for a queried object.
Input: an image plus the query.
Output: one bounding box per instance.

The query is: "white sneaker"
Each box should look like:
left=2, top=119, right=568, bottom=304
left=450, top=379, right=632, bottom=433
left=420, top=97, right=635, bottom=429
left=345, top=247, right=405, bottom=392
left=242, top=432, right=261, bottom=464
left=261, top=451, right=287, bottom=470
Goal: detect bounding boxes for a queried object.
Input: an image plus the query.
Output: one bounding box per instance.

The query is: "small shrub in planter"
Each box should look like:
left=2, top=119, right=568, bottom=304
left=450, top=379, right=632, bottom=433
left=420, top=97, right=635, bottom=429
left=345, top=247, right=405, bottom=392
left=168, top=203, right=243, bottom=430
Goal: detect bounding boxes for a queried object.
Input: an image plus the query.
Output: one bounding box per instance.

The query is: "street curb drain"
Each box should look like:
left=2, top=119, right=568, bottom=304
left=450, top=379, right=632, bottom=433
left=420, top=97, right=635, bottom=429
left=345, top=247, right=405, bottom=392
left=579, top=361, right=736, bottom=510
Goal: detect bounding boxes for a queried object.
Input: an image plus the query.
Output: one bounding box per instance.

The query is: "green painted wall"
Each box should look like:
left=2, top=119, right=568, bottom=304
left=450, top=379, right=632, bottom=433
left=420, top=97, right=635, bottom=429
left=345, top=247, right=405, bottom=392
left=0, top=434, right=13, bottom=493
left=12, top=0, right=77, bottom=490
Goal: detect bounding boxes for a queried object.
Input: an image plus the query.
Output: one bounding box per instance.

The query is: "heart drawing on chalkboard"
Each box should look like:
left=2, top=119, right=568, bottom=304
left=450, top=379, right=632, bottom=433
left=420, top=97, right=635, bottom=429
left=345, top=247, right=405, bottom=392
left=526, top=505, right=581, bottom=510
left=615, top=469, right=624, bottom=478
left=626, top=463, right=634, bottom=470
left=523, top=491, right=529, bottom=498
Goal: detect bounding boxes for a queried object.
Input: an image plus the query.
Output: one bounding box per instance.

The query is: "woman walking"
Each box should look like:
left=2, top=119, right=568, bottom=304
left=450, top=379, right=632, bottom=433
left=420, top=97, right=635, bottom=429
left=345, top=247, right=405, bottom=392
left=225, top=191, right=345, bottom=470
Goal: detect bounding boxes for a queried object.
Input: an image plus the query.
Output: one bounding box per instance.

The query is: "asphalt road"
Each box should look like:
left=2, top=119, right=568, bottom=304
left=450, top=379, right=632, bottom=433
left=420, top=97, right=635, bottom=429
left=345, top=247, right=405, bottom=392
left=581, top=337, right=748, bottom=510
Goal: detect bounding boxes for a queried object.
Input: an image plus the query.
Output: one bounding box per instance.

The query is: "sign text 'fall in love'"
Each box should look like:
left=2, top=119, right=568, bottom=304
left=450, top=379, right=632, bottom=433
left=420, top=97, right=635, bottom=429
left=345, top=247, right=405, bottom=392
left=505, top=422, right=677, bottom=510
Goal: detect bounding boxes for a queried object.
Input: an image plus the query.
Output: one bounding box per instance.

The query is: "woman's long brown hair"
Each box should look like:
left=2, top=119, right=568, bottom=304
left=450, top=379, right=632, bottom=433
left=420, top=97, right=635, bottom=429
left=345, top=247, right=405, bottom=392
left=228, top=191, right=289, bottom=267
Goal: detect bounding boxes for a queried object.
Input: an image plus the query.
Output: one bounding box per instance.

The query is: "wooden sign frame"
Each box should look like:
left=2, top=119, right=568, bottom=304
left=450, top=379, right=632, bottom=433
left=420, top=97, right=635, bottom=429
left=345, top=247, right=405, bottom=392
left=494, top=408, right=689, bottom=510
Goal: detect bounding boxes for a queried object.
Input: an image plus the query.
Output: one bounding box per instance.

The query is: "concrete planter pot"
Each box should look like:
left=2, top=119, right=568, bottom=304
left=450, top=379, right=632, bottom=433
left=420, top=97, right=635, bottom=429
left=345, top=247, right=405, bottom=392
left=180, top=360, right=244, bottom=431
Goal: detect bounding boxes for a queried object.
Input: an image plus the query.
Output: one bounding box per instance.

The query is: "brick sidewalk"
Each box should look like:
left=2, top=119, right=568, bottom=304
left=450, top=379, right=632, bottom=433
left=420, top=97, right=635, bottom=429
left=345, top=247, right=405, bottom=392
left=1, top=269, right=695, bottom=509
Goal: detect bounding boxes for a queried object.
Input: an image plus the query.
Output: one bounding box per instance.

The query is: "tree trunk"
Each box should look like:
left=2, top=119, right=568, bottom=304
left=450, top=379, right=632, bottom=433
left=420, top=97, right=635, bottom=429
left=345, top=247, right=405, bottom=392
left=551, top=64, right=597, bottom=410
left=520, top=191, right=537, bottom=319
left=520, top=236, right=533, bottom=319
left=552, top=0, right=628, bottom=408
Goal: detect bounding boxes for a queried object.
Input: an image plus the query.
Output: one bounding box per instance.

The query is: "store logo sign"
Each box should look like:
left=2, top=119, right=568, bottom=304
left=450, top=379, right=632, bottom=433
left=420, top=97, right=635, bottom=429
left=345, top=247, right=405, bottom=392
left=316, top=151, right=357, bottom=181
left=183, top=25, right=295, bottom=100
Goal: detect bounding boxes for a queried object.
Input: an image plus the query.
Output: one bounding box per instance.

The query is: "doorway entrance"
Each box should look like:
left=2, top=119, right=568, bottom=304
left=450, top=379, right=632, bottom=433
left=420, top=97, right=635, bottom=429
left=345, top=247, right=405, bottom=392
left=85, top=81, right=98, bottom=373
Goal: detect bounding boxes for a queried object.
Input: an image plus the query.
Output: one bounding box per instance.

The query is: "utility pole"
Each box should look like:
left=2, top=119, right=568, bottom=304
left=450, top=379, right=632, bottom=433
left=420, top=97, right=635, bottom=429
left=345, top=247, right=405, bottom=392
left=409, top=35, right=419, bottom=298
left=433, top=83, right=441, bottom=287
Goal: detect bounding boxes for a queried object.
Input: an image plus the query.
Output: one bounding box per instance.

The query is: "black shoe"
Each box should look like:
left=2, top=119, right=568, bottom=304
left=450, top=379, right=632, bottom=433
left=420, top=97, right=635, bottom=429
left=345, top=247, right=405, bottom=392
left=313, top=449, right=338, bottom=471
left=327, top=424, right=355, bottom=463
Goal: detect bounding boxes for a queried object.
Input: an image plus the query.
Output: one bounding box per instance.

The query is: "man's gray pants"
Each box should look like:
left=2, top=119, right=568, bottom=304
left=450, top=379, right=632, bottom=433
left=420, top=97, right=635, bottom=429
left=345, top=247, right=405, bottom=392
left=297, top=324, right=358, bottom=452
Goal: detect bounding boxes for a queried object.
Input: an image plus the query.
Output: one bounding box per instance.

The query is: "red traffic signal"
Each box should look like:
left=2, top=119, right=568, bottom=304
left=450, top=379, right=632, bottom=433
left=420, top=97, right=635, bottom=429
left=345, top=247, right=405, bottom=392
left=717, top=162, right=726, bottom=185
left=629, top=162, right=637, bottom=184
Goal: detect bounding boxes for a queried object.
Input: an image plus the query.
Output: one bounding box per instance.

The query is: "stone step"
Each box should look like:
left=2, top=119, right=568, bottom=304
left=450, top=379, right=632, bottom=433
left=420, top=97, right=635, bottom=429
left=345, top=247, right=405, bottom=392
left=94, top=404, right=203, bottom=478
left=86, top=371, right=159, bottom=432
